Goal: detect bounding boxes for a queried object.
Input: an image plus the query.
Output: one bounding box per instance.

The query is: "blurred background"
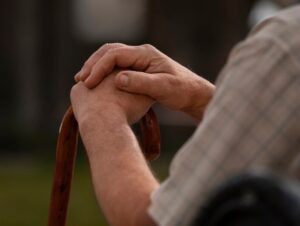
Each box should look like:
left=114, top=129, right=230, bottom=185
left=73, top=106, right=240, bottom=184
left=0, top=0, right=298, bottom=225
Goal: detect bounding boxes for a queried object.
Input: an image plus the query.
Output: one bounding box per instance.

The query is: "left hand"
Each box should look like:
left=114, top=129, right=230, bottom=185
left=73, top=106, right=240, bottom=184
left=74, top=43, right=215, bottom=121
left=70, top=70, right=154, bottom=128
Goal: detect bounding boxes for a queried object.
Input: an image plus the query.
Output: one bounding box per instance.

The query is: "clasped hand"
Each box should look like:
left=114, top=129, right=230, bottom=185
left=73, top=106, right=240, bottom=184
left=71, top=43, right=215, bottom=128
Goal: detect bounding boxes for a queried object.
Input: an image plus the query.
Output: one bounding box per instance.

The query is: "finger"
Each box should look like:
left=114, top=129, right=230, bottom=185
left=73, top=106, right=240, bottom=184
left=74, top=43, right=127, bottom=82
left=74, top=74, right=81, bottom=82
left=76, top=43, right=126, bottom=82
left=85, top=45, right=158, bottom=88
left=114, top=70, right=162, bottom=100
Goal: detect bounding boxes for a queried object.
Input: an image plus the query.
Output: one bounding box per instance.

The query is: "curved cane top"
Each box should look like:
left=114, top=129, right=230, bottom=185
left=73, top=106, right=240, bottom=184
left=48, top=106, right=160, bottom=226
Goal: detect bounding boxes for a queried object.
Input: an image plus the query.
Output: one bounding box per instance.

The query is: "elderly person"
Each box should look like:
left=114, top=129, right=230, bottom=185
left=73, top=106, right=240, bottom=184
left=71, top=4, right=300, bottom=226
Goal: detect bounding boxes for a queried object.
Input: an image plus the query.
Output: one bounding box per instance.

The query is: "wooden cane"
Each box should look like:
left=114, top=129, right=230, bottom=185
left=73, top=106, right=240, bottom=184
left=48, top=106, right=160, bottom=226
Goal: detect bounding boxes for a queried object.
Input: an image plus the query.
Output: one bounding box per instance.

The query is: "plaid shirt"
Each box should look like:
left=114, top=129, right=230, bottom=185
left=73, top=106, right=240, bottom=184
left=148, top=5, right=300, bottom=226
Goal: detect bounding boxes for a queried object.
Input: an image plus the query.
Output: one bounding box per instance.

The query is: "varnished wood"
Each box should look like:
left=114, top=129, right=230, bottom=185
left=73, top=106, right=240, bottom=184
left=140, top=108, right=161, bottom=161
left=48, top=106, right=78, bottom=226
left=48, top=106, right=160, bottom=226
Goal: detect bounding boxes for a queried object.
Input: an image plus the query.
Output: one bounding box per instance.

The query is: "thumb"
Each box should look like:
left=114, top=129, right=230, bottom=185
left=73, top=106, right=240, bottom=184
left=115, top=71, right=160, bottom=98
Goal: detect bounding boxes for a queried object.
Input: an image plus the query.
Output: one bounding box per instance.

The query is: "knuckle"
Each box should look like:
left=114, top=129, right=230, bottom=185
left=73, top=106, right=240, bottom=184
left=70, top=85, right=77, bottom=96
left=107, top=45, right=132, bottom=57
left=142, top=44, right=155, bottom=51
left=105, top=47, right=122, bottom=60
left=109, top=42, right=125, bottom=48
left=70, top=84, right=80, bottom=99
left=100, top=42, right=125, bottom=52
left=104, top=47, right=118, bottom=58
left=105, top=47, right=114, bottom=56
left=99, top=43, right=112, bottom=52
left=141, top=44, right=161, bottom=59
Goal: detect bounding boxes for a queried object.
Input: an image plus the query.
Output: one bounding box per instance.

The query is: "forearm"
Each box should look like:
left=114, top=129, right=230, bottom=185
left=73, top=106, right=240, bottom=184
left=79, top=113, right=159, bottom=226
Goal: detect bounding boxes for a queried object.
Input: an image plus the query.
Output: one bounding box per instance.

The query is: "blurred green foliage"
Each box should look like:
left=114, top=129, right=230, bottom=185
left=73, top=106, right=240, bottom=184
left=0, top=153, right=171, bottom=226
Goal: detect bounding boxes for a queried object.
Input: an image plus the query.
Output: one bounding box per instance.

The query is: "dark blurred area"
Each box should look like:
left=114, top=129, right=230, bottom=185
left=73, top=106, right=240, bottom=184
left=0, top=0, right=259, bottom=155
left=1, top=0, right=299, bottom=225
left=1, top=0, right=299, bottom=155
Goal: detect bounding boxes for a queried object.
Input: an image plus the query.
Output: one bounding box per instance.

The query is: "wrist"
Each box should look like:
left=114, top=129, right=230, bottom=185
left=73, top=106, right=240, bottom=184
left=78, top=105, right=128, bottom=152
left=80, top=117, right=131, bottom=160
left=184, top=77, right=215, bottom=121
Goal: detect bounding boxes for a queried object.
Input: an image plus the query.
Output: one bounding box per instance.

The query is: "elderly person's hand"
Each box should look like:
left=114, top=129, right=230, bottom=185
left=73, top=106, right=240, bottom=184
left=70, top=70, right=158, bottom=226
left=75, top=43, right=215, bottom=121
left=71, top=70, right=153, bottom=130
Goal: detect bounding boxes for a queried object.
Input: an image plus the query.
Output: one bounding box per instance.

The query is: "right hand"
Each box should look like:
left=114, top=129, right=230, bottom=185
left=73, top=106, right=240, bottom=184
left=75, top=43, right=215, bottom=121
left=71, top=70, right=153, bottom=129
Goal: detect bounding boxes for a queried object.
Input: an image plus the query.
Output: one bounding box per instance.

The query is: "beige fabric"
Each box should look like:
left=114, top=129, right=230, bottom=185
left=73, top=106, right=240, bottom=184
left=149, top=5, right=300, bottom=226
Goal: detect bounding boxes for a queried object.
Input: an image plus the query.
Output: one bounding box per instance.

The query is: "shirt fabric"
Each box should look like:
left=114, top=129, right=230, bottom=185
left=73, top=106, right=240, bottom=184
left=148, top=5, right=300, bottom=226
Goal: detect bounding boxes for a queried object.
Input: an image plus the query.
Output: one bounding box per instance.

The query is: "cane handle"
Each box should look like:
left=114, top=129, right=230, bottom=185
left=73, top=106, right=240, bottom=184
left=48, top=106, right=160, bottom=226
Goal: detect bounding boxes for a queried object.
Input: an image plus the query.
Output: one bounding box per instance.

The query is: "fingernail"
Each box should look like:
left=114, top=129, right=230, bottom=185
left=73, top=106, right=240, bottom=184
left=119, top=74, right=129, bottom=87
